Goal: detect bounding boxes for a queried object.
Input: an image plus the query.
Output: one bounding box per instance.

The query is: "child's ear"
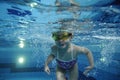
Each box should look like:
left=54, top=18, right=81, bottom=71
left=68, top=33, right=73, bottom=36
left=69, top=33, right=73, bottom=39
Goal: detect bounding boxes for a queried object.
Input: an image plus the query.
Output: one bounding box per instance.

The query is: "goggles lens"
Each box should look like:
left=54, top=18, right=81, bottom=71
left=52, top=32, right=71, bottom=41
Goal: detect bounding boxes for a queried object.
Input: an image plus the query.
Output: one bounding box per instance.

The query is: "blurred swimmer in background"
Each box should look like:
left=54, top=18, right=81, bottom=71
left=55, top=0, right=80, bottom=6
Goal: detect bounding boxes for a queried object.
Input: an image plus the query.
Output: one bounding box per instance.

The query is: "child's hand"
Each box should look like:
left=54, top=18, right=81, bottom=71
left=83, top=66, right=94, bottom=76
left=44, top=65, right=50, bottom=75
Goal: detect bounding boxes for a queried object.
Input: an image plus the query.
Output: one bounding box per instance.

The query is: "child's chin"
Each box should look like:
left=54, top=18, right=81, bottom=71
left=58, top=44, right=66, bottom=48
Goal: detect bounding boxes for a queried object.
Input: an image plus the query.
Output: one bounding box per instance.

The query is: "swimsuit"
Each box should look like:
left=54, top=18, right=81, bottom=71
left=56, top=44, right=77, bottom=70
left=56, top=59, right=77, bottom=70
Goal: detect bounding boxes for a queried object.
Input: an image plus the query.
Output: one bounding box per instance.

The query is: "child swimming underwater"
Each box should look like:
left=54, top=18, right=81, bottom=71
left=44, top=30, right=94, bottom=80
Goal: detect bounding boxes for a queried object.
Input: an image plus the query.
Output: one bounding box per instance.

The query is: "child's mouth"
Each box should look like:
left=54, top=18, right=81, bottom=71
left=60, top=43, right=64, bottom=46
left=59, top=43, right=66, bottom=48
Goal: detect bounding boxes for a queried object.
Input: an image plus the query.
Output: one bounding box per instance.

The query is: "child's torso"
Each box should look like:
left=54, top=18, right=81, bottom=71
left=55, top=44, right=78, bottom=69
left=55, top=44, right=77, bottom=61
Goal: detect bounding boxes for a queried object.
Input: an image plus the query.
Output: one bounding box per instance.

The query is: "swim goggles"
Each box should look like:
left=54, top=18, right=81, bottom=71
left=52, top=31, right=72, bottom=41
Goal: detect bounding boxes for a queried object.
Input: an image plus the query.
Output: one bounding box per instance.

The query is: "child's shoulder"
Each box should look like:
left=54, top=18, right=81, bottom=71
left=51, top=45, right=57, bottom=55
left=72, top=44, right=85, bottom=50
left=51, top=45, right=57, bottom=50
left=72, top=44, right=82, bottom=48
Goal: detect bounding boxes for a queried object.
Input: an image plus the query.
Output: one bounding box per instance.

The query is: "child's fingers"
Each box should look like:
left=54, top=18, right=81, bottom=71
left=45, top=67, right=50, bottom=74
left=85, top=66, right=93, bottom=70
left=44, top=66, right=50, bottom=75
left=83, top=70, right=89, bottom=76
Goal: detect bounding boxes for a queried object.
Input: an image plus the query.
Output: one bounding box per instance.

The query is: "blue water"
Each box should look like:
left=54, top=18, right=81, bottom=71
left=0, top=0, right=120, bottom=80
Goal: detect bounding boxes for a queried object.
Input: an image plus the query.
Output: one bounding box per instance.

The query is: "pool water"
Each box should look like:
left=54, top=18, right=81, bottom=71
left=0, top=0, right=120, bottom=80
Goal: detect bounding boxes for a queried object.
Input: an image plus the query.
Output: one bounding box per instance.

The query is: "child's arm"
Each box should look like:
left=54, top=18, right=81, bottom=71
left=44, top=54, right=55, bottom=75
left=77, top=46, right=94, bottom=75
left=45, top=54, right=55, bottom=67
left=83, top=48, right=94, bottom=76
left=83, top=48, right=94, bottom=68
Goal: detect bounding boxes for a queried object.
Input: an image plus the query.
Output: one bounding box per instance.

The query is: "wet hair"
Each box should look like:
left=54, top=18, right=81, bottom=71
left=52, top=31, right=73, bottom=37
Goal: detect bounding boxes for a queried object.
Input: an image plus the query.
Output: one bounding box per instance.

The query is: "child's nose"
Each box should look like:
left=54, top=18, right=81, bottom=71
left=58, top=39, right=64, bottom=42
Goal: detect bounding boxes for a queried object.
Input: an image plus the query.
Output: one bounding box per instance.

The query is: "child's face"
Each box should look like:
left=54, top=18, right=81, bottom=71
left=52, top=31, right=72, bottom=48
left=55, top=38, right=70, bottom=48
